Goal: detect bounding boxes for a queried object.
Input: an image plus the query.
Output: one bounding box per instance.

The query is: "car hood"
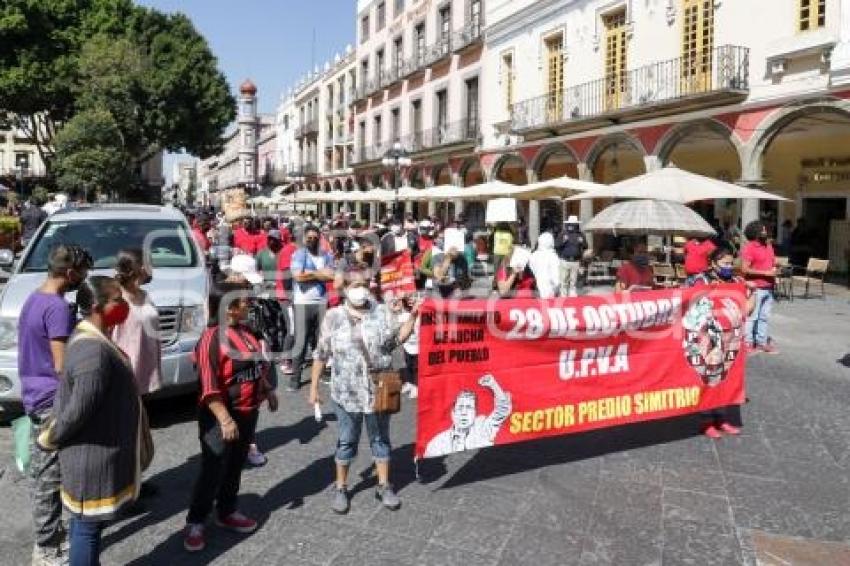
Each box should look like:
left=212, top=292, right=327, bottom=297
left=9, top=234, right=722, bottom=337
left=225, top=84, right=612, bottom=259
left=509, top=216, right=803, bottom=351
left=0, top=267, right=209, bottom=318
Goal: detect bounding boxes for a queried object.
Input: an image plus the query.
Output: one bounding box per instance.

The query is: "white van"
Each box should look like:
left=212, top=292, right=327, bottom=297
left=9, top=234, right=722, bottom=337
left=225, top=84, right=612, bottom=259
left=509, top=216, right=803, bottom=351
left=0, top=205, right=209, bottom=416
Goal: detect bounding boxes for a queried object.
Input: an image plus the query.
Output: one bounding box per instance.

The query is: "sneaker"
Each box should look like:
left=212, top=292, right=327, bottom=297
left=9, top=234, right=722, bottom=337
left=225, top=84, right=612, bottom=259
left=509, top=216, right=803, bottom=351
left=215, top=511, right=258, bottom=534
left=719, top=422, right=741, bottom=435
left=246, top=444, right=267, bottom=467
left=376, top=483, right=401, bottom=510
left=401, top=383, right=412, bottom=395
left=758, top=344, right=779, bottom=355
left=703, top=424, right=722, bottom=439
left=183, top=524, right=205, bottom=552
left=331, top=485, right=350, bottom=514
left=407, top=384, right=418, bottom=399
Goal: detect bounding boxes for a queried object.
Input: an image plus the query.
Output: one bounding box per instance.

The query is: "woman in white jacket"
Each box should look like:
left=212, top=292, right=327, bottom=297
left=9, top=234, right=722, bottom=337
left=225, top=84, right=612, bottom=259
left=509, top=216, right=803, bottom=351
left=529, top=232, right=562, bottom=298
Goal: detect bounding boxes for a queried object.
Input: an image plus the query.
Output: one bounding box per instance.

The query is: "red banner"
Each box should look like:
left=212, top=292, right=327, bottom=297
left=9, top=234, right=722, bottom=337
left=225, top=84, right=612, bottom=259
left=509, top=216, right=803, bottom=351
left=381, top=250, right=416, bottom=300
left=416, top=285, right=747, bottom=459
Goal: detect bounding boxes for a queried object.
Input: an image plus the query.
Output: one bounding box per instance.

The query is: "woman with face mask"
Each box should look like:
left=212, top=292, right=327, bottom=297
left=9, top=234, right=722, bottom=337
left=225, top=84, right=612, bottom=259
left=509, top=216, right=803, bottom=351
left=112, top=248, right=162, bottom=396
left=685, top=247, right=755, bottom=438
left=309, top=270, right=420, bottom=515
left=42, top=276, right=140, bottom=566
left=614, top=243, right=655, bottom=293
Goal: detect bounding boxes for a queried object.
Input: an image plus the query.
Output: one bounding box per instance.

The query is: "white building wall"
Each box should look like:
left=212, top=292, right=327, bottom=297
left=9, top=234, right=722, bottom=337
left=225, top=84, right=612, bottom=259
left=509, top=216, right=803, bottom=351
left=354, top=0, right=484, bottom=158
left=481, top=0, right=848, bottom=151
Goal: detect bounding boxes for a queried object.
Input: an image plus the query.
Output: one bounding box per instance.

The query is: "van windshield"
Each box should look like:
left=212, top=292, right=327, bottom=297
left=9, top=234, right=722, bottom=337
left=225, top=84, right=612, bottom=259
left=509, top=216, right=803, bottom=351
left=22, top=219, right=198, bottom=272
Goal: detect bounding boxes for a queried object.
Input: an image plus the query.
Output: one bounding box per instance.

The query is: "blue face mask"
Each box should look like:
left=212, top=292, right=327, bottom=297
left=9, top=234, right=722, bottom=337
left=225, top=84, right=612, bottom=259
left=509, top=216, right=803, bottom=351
left=718, top=266, right=735, bottom=280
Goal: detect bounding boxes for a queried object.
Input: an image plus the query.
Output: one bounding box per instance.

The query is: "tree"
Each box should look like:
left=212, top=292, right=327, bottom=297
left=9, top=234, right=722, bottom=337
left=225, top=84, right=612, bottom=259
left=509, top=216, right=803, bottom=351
left=52, top=109, right=131, bottom=200
left=0, top=0, right=235, bottom=176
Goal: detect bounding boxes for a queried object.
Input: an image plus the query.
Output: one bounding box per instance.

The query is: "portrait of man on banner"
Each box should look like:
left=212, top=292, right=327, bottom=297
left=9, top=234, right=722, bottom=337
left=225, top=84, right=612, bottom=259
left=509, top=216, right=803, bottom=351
left=424, top=374, right=512, bottom=458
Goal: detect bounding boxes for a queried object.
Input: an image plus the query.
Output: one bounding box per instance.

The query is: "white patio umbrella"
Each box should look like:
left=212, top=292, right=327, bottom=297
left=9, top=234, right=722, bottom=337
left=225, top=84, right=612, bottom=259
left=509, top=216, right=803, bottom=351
left=348, top=188, right=397, bottom=203
left=514, top=176, right=602, bottom=199
left=564, top=166, right=789, bottom=203
left=411, top=184, right=466, bottom=201
left=293, top=191, right=323, bottom=203
left=584, top=199, right=717, bottom=237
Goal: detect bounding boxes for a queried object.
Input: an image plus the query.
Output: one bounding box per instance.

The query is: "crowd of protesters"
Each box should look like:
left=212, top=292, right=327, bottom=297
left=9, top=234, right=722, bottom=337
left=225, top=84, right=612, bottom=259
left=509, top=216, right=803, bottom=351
left=14, top=198, right=788, bottom=564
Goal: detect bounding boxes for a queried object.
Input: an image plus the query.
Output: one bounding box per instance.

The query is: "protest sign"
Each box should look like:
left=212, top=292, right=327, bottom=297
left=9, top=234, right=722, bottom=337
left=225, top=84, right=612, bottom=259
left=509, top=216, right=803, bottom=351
left=380, top=249, right=416, bottom=300
left=416, top=285, right=747, bottom=458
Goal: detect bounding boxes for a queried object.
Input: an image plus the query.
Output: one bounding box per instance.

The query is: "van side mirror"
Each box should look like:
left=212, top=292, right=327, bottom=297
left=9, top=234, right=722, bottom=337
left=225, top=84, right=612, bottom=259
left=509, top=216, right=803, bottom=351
left=0, top=249, right=13, bottom=268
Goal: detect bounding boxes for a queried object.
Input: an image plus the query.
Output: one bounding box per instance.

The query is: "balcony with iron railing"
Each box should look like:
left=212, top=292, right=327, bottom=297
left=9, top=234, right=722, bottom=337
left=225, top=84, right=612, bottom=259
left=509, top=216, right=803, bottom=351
left=352, top=21, right=484, bottom=103
left=295, top=120, right=319, bottom=138
left=511, top=45, right=749, bottom=136
left=452, top=20, right=483, bottom=53
left=352, top=118, right=479, bottom=165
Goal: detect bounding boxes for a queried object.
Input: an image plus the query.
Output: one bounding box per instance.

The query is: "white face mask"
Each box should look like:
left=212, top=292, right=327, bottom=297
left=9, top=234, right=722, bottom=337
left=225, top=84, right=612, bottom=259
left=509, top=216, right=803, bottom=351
left=346, top=286, right=369, bottom=307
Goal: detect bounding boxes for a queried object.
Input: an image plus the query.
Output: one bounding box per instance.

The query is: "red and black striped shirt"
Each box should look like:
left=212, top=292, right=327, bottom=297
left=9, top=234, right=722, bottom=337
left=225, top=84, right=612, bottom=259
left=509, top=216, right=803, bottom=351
left=195, top=324, right=268, bottom=413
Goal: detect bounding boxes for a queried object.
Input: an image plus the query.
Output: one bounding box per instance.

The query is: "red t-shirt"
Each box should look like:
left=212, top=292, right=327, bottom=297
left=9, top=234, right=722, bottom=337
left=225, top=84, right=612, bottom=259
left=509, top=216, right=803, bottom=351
left=496, top=266, right=536, bottom=296
left=741, top=241, right=775, bottom=289
left=274, top=243, right=298, bottom=301
left=616, top=262, right=655, bottom=290
left=684, top=239, right=716, bottom=275
left=196, top=324, right=268, bottom=413
left=192, top=228, right=210, bottom=252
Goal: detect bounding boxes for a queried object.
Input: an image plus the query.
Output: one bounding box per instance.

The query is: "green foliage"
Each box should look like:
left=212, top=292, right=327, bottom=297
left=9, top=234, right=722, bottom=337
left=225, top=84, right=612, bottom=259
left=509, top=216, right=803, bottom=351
left=31, top=185, right=50, bottom=205
left=52, top=109, right=130, bottom=197
left=0, top=0, right=235, bottom=176
left=0, top=216, right=21, bottom=235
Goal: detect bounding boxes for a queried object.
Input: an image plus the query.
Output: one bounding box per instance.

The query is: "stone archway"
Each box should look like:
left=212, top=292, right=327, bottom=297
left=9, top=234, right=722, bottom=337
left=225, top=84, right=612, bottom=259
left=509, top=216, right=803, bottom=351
left=432, top=164, right=453, bottom=185
left=587, top=134, right=646, bottom=184
left=493, top=154, right=528, bottom=184
left=460, top=159, right=484, bottom=186
left=493, top=154, right=530, bottom=229
left=532, top=144, right=580, bottom=232
left=657, top=120, right=743, bottom=226
left=751, top=102, right=850, bottom=265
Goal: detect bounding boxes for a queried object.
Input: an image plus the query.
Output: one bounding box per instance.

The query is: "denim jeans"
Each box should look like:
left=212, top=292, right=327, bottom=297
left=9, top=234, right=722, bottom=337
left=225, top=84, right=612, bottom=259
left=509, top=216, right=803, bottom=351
left=332, top=402, right=391, bottom=465
left=745, top=288, right=774, bottom=347
left=69, top=518, right=104, bottom=566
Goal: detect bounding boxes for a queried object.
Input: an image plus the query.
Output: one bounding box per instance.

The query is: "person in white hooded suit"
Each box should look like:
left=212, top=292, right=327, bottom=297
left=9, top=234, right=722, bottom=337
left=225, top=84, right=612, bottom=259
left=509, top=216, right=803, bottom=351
left=529, top=232, right=562, bottom=299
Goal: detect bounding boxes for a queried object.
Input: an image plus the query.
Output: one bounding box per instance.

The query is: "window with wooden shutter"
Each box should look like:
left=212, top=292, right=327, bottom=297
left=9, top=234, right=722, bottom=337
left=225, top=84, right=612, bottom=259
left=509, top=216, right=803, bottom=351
left=545, top=34, right=564, bottom=123
left=681, top=0, right=714, bottom=94
left=799, top=0, right=826, bottom=31
left=604, top=9, right=627, bottom=111
left=502, top=52, right=514, bottom=113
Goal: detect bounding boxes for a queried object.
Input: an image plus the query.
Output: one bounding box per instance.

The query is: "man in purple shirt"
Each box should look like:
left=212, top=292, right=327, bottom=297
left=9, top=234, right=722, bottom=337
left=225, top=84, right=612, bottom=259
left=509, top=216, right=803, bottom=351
left=18, top=244, right=91, bottom=566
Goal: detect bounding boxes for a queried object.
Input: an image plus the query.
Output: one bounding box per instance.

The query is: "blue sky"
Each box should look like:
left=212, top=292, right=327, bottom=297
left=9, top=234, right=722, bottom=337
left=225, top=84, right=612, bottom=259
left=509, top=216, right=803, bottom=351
left=137, top=0, right=355, bottom=180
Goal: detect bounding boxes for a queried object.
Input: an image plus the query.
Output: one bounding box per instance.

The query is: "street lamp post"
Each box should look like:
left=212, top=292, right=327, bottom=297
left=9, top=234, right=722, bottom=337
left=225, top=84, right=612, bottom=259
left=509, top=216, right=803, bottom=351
left=16, top=164, right=24, bottom=204
left=382, top=141, right=412, bottom=221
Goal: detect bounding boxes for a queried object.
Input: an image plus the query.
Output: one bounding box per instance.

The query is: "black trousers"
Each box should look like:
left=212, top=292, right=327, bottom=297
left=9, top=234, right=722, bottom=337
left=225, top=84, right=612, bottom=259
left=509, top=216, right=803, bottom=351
left=402, top=351, right=418, bottom=386
left=187, top=408, right=258, bottom=524
left=290, top=302, right=325, bottom=387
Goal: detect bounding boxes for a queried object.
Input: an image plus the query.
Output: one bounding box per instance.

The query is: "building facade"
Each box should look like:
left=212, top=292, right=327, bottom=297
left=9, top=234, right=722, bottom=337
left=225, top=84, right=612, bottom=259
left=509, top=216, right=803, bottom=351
left=350, top=0, right=485, bottom=222
left=200, top=80, right=276, bottom=207
left=0, top=119, right=48, bottom=191
left=279, top=0, right=850, bottom=269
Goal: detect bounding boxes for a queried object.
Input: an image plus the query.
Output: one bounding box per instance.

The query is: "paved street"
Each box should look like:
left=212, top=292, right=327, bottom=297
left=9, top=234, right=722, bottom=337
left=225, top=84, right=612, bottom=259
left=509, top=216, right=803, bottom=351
left=1, top=290, right=850, bottom=565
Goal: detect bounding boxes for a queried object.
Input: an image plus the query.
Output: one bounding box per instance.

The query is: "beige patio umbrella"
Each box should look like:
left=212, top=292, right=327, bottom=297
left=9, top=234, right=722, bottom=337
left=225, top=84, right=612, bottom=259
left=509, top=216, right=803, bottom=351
left=514, top=176, right=602, bottom=199
left=584, top=199, right=717, bottom=237
left=565, top=166, right=789, bottom=203
left=347, top=188, right=398, bottom=203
